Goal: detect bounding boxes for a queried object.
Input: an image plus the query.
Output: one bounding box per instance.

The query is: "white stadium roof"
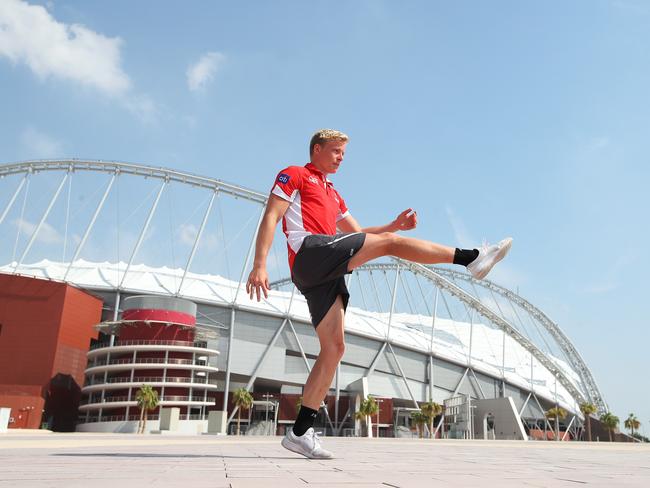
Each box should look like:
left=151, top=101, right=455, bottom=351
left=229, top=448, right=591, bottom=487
left=1, top=259, right=580, bottom=412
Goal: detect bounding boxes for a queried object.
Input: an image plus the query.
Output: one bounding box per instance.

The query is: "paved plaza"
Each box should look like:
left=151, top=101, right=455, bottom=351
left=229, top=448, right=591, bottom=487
left=1, top=431, right=649, bottom=487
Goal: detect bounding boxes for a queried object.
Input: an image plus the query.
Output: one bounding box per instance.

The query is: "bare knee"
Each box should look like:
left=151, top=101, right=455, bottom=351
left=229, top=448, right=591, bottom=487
left=378, top=232, right=403, bottom=255
left=322, top=340, right=345, bottom=361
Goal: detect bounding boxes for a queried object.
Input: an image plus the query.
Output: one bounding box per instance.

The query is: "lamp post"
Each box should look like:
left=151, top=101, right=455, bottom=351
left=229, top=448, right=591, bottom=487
left=21, top=406, right=35, bottom=429
left=375, top=398, right=384, bottom=438
left=262, top=393, right=274, bottom=435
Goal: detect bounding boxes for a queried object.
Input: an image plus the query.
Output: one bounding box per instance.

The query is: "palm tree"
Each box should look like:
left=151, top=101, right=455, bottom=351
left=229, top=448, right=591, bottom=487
left=365, top=396, right=379, bottom=438
left=354, top=409, right=367, bottom=437
left=135, top=385, right=159, bottom=434
left=545, top=407, right=567, bottom=441
left=233, top=388, right=253, bottom=435
left=295, top=396, right=303, bottom=415
left=421, top=401, right=443, bottom=439
left=600, top=412, right=619, bottom=442
left=579, top=402, right=597, bottom=442
left=354, top=396, right=378, bottom=438
left=624, top=413, right=640, bottom=440
left=410, top=410, right=427, bottom=438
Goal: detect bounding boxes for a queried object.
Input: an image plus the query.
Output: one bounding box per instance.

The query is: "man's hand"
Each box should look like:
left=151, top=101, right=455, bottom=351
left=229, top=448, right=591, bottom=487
left=246, top=265, right=269, bottom=301
left=393, top=208, right=417, bottom=231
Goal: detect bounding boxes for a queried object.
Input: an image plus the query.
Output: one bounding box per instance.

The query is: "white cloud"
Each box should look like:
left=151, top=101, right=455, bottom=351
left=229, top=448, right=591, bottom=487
left=13, top=218, right=62, bottom=244
left=590, top=137, right=610, bottom=150
left=20, top=127, right=64, bottom=158
left=485, top=262, right=528, bottom=292
left=444, top=205, right=474, bottom=248
left=0, top=0, right=130, bottom=96
left=444, top=204, right=526, bottom=290
left=187, top=52, right=225, bottom=92
left=177, top=223, right=219, bottom=249
left=178, top=223, right=199, bottom=246
left=0, top=0, right=156, bottom=121
left=582, top=282, right=620, bottom=294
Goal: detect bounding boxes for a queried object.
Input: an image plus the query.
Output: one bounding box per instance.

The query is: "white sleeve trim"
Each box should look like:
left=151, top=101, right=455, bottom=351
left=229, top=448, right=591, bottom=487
left=272, top=185, right=298, bottom=203
left=336, top=210, right=351, bottom=222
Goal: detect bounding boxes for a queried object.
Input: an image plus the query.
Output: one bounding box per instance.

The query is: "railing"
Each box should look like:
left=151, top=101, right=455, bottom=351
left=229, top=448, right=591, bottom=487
left=80, top=413, right=209, bottom=423
left=90, top=340, right=210, bottom=351
left=85, top=376, right=218, bottom=385
left=81, top=414, right=160, bottom=423
left=87, top=357, right=210, bottom=367
left=82, top=395, right=214, bottom=404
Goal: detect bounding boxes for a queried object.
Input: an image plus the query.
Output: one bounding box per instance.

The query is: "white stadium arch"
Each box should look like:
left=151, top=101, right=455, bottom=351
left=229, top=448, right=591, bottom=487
left=0, top=160, right=608, bottom=436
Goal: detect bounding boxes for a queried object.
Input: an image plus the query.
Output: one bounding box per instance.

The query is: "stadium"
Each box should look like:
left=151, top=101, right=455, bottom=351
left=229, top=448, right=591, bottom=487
left=0, top=160, right=608, bottom=440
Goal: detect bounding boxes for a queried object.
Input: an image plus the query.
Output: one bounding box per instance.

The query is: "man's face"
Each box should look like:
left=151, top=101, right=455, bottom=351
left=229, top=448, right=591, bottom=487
left=312, top=140, right=346, bottom=174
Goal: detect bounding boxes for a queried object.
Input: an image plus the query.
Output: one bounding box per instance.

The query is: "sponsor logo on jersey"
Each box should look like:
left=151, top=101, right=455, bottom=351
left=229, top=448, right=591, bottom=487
left=277, top=173, right=290, bottom=184
left=308, top=175, right=319, bottom=185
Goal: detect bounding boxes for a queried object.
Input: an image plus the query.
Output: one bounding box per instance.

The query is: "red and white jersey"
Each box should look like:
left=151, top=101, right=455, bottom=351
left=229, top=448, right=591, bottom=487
left=271, top=163, right=350, bottom=269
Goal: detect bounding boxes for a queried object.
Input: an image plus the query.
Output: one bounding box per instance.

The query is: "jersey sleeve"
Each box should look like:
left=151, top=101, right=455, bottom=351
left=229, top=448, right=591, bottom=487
left=334, top=189, right=350, bottom=222
left=271, top=166, right=302, bottom=203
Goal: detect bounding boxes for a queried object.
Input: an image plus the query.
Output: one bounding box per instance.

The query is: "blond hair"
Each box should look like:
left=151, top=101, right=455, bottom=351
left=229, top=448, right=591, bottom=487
left=309, top=129, right=349, bottom=156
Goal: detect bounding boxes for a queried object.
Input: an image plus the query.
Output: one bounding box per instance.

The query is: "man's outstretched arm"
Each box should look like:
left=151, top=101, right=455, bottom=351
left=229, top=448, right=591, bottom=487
left=338, top=208, right=417, bottom=234
left=246, top=194, right=289, bottom=301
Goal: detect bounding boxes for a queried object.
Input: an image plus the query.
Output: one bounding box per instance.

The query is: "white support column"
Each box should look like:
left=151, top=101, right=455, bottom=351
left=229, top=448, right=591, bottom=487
left=62, top=171, right=72, bottom=262
left=126, top=350, right=137, bottom=420
left=222, top=307, right=236, bottom=412
left=385, top=265, right=401, bottom=341
left=177, top=189, right=217, bottom=295
left=501, top=329, right=506, bottom=397
left=0, top=173, right=27, bottom=225
left=519, top=392, right=532, bottom=417
left=223, top=204, right=267, bottom=414
left=287, top=318, right=311, bottom=373
left=119, top=179, right=167, bottom=289
left=428, top=355, right=434, bottom=402
left=429, top=288, right=438, bottom=402
left=469, top=369, right=486, bottom=399
left=429, top=289, right=439, bottom=354
left=561, top=415, right=576, bottom=441
left=335, top=363, right=340, bottom=430
left=227, top=317, right=289, bottom=425
left=530, top=352, right=534, bottom=394
left=233, top=204, right=266, bottom=304
left=433, top=368, right=471, bottom=437
left=64, top=173, right=116, bottom=281
left=15, top=171, right=69, bottom=269
left=387, top=343, right=419, bottom=408
left=365, top=342, right=387, bottom=378
left=110, top=291, right=120, bottom=347
left=468, top=309, right=474, bottom=368
left=532, top=393, right=554, bottom=432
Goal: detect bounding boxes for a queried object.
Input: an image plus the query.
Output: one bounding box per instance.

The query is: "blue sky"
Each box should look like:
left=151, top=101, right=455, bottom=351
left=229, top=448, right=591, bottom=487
left=1, top=0, right=649, bottom=433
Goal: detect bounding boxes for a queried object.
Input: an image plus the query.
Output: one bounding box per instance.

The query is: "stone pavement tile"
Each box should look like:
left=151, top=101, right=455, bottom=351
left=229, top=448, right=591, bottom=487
left=228, top=479, right=307, bottom=488
left=226, top=471, right=289, bottom=478
left=306, top=484, right=386, bottom=487
left=297, top=472, right=380, bottom=484
left=225, top=463, right=284, bottom=470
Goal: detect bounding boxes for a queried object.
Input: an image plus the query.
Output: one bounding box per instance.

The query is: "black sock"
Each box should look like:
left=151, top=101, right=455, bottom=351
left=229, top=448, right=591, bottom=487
left=292, top=405, right=318, bottom=437
left=453, top=248, right=479, bottom=267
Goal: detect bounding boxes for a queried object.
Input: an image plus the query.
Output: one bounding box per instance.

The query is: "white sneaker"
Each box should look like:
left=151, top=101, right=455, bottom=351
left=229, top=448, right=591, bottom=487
left=466, top=237, right=513, bottom=280
left=281, top=427, right=333, bottom=459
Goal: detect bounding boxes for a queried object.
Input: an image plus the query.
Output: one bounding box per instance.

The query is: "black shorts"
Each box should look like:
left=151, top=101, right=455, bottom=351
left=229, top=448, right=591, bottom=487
left=291, top=233, right=366, bottom=328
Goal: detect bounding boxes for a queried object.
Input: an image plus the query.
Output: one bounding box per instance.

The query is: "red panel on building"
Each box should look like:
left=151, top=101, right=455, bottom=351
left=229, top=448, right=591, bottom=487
left=0, top=274, right=102, bottom=430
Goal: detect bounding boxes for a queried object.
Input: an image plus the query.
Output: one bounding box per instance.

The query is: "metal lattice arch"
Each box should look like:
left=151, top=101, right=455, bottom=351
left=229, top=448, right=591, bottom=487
left=0, top=160, right=607, bottom=434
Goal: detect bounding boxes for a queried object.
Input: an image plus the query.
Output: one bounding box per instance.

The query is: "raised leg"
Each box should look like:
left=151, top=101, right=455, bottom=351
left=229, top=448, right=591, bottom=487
left=348, top=232, right=455, bottom=272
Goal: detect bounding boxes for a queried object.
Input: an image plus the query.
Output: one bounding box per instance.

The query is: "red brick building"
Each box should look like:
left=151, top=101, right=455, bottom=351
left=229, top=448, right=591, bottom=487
left=0, top=274, right=102, bottom=430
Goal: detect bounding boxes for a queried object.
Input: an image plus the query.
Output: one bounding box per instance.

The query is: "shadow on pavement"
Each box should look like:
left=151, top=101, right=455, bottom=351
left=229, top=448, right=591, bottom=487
left=51, top=453, right=300, bottom=459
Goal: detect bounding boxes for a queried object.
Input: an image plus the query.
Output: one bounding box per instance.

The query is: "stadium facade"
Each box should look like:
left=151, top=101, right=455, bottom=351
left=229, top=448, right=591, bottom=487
left=0, top=160, right=608, bottom=439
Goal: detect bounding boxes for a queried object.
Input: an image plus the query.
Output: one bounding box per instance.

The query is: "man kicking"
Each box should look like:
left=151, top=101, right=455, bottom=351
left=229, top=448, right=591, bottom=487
left=246, top=129, right=512, bottom=459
